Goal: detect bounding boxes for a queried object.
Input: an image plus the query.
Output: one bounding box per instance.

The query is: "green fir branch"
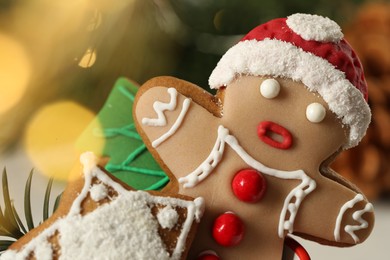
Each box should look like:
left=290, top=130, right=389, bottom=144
left=10, top=203, right=27, bottom=234
left=0, top=241, right=14, bottom=252
left=24, top=170, right=34, bottom=231
left=0, top=167, right=61, bottom=253
left=1, top=169, right=23, bottom=238
left=43, top=178, right=54, bottom=221
left=53, top=193, right=62, bottom=215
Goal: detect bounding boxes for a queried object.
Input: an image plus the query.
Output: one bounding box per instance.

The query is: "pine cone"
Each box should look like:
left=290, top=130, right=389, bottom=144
left=332, top=3, right=390, bottom=200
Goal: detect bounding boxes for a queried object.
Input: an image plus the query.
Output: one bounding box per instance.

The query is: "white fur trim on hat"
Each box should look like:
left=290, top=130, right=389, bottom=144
left=286, top=13, right=343, bottom=43
left=208, top=39, right=371, bottom=149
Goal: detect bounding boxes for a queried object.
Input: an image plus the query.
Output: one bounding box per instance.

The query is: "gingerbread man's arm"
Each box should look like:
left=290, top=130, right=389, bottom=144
left=134, top=77, right=222, bottom=192
left=293, top=167, right=374, bottom=246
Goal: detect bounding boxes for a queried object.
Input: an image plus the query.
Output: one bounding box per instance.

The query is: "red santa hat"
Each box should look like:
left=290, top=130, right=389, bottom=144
left=209, top=13, right=371, bottom=149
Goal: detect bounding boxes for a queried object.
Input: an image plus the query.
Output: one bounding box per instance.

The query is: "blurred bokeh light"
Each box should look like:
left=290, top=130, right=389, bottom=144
left=0, top=1, right=389, bottom=259
left=23, top=101, right=104, bottom=180
left=78, top=48, right=97, bottom=68
left=0, top=33, right=30, bottom=115
left=0, top=0, right=389, bottom=199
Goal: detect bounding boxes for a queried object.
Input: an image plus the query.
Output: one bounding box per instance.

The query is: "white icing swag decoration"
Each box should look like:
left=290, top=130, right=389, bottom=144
left=142, top=87, right=191, bottom=148
left=1, top=152, right=205, bottom=260
left=179, top=125, right=317, bottom=238
left=334, top=194, right=374, bottom=243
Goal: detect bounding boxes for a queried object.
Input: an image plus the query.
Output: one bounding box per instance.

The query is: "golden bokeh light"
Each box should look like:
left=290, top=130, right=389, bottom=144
left=78, top=48, right=97, bottom=68
left=24, top=101, right=104, bottom=180
left=213, top=9, right=225, bottom=31
left=0, top=33, right=31, bottom=115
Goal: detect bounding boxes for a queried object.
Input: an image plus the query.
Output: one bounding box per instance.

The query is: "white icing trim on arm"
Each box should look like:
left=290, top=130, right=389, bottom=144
left=152, top=98, right=191, bottom=148
left=142, top=88, right=178, bottom=127
left=334, top=194, right=363, bottom=242
left=334, top=194, right=373, bottom=243
left=345, top=203, right=374, bottom=243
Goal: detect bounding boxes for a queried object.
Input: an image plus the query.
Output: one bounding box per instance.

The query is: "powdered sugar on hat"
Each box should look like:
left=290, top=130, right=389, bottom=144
left=209, top=13, right=371, bottom=149
left=286, top=13, right=343, bottom=42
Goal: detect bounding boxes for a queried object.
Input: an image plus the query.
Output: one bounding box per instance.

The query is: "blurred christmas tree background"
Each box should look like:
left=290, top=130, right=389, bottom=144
left=0, top=0, right=389, bottom=200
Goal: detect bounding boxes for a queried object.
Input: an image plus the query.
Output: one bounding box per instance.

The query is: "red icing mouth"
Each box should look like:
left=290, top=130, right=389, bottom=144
left=257, top=121, right=293, bottom=150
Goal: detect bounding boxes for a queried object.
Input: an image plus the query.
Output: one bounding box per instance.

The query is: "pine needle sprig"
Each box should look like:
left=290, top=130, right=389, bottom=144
left=43, top=177, right=54, bottom=221
left=0, top=168, right=59, bottom=253
left=1, top=168, right=24, bottom=239
left=0, top=241, right=14, bottom=252
left=24, top=170, right=34, bottom=231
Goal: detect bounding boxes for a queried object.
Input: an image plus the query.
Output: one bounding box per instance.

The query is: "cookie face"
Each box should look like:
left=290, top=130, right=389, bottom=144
left=1, top=152, right=204, bottom=260
left=221, top=76, right=347, bottom=168
left=134, top=75, right=374, bottom=259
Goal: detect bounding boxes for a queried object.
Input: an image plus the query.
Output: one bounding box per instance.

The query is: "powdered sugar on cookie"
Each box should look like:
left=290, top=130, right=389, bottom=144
left=1, top=152, right=204, bottom=260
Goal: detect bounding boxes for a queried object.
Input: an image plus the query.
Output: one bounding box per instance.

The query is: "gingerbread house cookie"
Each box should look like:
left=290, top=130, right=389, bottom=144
left=1, top=152, right=204, bottom=260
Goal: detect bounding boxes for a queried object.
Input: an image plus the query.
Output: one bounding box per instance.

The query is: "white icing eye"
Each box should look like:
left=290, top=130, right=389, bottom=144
left=306, top=103, right=326, bottom=123
left=260, top=79, right=280, bottom=99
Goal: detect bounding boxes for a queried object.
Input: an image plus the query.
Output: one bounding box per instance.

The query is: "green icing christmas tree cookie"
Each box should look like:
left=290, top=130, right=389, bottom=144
left=77, top=78, right=168, bottom=190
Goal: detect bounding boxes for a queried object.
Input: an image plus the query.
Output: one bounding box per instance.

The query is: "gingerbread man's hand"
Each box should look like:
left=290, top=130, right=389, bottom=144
left=134, top=76, right=223, bottom=191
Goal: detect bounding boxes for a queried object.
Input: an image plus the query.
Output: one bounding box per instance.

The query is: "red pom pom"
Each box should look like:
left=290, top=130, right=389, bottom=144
left=212, top=212, right=245, bottom=247
left=232, top=169, right=267, bottom=203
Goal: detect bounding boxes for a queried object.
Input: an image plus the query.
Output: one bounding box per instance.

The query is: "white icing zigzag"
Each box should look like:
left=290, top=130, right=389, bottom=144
left=345, top=203, right=374, bottom=243
left=152, top=98, right=191, bottom=148
left=334, top=194, right=374, bottom=243
left=142, top=88, right=178, bottom=127
left=179, top=125, right=317, bottom=238
left=141, top=87, right=191, bottom=148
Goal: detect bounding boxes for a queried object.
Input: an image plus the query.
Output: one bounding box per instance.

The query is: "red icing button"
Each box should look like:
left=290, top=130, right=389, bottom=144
left=197, top=251, right=220, bottom=260
left=257, top=121, right=293, bottom=149
left=212, top=212, right=245, bottom=247
left=232, top=169, right=267, bottom=203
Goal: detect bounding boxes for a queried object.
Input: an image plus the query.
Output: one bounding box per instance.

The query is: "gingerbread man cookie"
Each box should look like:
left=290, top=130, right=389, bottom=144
left=134, top=14, right=375, bottom=259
